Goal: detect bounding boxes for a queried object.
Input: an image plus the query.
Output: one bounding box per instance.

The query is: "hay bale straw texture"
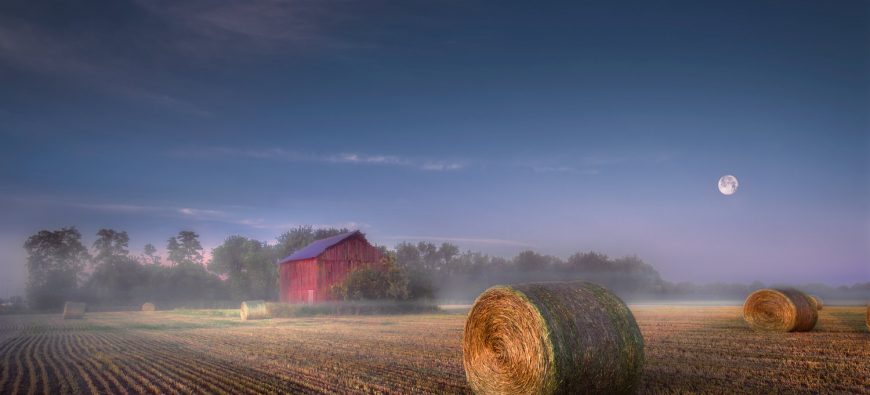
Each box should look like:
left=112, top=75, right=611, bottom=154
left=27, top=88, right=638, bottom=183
left=240, top=300, right=270, bottom=321
left=62, top=302, right=86, bottom=319
left=743, top=289, right=817, bottom=332
left=141, top=302, right=156, bottom=312
left=809, top=295, right=823, bottom=310
left=463, top=281, right=644, bottom=395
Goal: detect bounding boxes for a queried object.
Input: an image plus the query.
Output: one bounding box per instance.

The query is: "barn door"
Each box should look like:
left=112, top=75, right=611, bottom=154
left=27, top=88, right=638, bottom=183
left=306, top=289, right=315, bottom=305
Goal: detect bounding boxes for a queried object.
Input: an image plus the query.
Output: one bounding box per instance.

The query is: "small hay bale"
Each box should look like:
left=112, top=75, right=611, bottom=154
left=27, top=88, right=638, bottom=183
left=743, top=288, right=817, bottom=332
left=240, top=300, right=270, bottom=321
left=808, top=295, right=823, bottom=310
left=462, top=281, right=644, bottom=395
left=62, top=302, right=86, bottom=319
left=141, top=302, right=156, bottom=312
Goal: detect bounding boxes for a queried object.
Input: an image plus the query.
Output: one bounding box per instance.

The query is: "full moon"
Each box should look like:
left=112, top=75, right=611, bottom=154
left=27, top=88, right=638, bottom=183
left=718, top=175, right=739, bottom=195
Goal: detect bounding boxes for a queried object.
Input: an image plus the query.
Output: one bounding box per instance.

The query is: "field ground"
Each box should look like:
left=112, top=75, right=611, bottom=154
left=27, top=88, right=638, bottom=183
left=0, top=306, right=867, bottom=394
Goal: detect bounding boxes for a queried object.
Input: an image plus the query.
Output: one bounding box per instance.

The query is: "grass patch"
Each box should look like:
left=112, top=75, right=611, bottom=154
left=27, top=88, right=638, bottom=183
left=266, top=301, right=440, bottom=318
left=170, top=309, right=240, bottom=318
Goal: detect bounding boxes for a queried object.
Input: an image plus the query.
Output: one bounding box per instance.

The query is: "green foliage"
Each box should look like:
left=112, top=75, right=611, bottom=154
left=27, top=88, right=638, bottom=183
left=330, top=256, right=418, bottom=301
left=514, top=250, right=554, bottom=272
left=24, top=227, right=90, bottom=310
left=208, top=236, right=277, bottom=301
left=331, top=267, right=388, bottom=300
left=384, top=254, right=410, bottom=300
left=85, top=255, right=144, bottom=303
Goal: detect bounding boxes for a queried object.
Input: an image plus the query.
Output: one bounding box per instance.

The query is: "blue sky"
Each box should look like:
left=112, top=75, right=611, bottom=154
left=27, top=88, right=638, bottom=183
left=1, top=0, right=868, bottom=297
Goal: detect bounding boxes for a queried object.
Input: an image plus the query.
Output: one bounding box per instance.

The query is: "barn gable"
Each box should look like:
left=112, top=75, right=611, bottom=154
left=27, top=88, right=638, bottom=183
left=277, top=231, right=362, bottom=264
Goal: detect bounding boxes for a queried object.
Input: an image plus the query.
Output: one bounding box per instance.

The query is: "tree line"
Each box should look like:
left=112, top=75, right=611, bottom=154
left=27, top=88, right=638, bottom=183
left=393, top=241, right=870, bottom=302
left=23, top=226, right=382, bottom=310
left=20, top=226, right=870, bottom=310
left=25, top=227, right=225, bottom=310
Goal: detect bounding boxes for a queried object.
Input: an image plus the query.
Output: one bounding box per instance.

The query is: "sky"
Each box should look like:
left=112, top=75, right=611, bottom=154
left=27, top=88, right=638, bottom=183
left=1, top=0, right=868, bottom=297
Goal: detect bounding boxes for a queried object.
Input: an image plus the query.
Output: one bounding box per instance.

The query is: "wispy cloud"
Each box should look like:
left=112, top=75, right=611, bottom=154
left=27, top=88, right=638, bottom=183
left=64, top=198, right=365, bottom=232
left=239, top=219, right=369, bottom=231
left=134, top=0, right=349, bottom=50
left=169, top=146, right=466, bottom=171
left=328, top=153, right=410, bottom=166
left=72, top=202, right=228, bottom=221
left=421, top=162, right=465, bottom=171
left=382, top=235, right=532, bottom=247
left=522, top=153, right=671, bottom=175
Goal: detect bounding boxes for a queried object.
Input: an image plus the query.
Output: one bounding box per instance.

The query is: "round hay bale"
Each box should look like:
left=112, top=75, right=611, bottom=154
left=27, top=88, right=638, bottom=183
left=462, top=281, right=644, bottom=395
left=809, top=295, right=823, bottom=310
left=866, top=304, right=869, bottom=332
left=141, top=302, right=156, bottom=312
left=743, top=289, right=817, bottom=332
left=240, top=300, right=270, bottom=321
left=62, top=302, right=86, bottom=319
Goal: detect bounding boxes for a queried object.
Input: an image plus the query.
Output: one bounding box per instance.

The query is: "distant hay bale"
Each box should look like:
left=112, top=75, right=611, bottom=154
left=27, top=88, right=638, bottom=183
left=240, top=300, right=270, bottom=321
left=808, top=295, right=823, bottom=310
left=141, top=302, right=156, bottom=312
left=62, top=302, right=86, bottom=319
left=462, top=281, right=644, bottom=395
left=743, top=289, right=817, bottom=332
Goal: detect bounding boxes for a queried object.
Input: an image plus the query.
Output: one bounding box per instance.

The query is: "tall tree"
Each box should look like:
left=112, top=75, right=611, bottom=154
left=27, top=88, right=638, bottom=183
left=210, top=236, right=251, bottom=299
left=167, top=231, right=203, bottom=266
left=142, top=243, right=160, bottom=265
left=166, top=237, right=181, bottom=266
left=92, top=229, right=130, bottom=266
left=86, top=229, right=142, bottom=303
left=438, top=243, right=460, bottom=276
left=24, top=227, right=89, bottom=309
left=210, top=236, right=280, bottom=300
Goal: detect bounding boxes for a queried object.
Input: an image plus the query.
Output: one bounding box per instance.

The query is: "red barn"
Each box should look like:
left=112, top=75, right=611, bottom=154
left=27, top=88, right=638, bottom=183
left=277, top=231, right=383, bottom=304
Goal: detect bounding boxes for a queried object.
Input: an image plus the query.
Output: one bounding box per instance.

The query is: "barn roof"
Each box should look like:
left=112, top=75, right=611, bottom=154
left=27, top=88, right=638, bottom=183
left=277, top=230, right=362, bottom=264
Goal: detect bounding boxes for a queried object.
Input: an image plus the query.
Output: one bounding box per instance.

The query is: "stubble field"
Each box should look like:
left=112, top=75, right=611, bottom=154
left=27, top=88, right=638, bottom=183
left=0, top=305, right=867, bottom=394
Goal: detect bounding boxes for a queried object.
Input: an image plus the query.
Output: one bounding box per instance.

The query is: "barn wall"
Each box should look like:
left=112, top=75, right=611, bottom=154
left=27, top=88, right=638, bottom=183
left=279, top=258, right=318, bottom=303
left=316, top=236, right=383, bottom=301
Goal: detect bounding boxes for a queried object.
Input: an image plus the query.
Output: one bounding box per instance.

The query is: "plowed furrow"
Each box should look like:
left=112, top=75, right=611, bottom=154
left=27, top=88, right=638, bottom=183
left=10, top=334, right=39, bottom=394
left=0, top=335, right=27, bottom=389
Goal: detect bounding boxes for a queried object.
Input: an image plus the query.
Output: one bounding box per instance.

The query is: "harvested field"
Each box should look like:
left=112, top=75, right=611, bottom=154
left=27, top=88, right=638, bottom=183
left=0, top=306, right=867, bottom=394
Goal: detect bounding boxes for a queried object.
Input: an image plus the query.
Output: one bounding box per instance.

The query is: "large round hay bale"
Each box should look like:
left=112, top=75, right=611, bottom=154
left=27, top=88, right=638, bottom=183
left=240, top=300, right=270, bottom=321
left=808, top=295, right=823, bottom=310
left=62, top=302, right=86, bottom=319
left=141, top=302, right=156, bottom=312
left=462, top=281, right=644, bottom=395
left=743, top=289, right=817, bottom=332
